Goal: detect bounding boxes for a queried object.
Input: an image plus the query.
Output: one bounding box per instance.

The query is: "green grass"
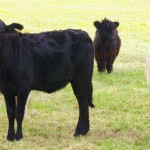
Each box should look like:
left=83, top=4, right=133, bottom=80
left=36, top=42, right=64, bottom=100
left=0, top=0, right=150, bottom=149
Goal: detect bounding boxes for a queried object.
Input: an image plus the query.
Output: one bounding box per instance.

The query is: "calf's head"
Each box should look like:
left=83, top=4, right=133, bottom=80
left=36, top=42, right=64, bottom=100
left=94, top=18, right=119, bottom=41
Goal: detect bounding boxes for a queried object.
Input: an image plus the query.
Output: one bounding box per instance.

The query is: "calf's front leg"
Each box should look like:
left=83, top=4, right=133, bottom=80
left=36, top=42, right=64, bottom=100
left=15, top=89, right=30, bottom=140
left=3, top=93, right=16, bottom=141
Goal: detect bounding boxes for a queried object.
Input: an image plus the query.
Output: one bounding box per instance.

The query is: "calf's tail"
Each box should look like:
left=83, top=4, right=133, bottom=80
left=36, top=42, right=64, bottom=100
left=89, top=103, right=95, bottom=108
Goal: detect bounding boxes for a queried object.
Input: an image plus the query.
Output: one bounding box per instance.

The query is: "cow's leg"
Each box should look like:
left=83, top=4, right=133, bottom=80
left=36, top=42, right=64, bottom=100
left=106, top=58, right=114, bottom=73
left=98, top=59, right=106, bottom=73
left=71, top=77, right=93, bottom=137
left=3, top=92, right=16, bottom=141
left=15, top=89, right=30, bottom=140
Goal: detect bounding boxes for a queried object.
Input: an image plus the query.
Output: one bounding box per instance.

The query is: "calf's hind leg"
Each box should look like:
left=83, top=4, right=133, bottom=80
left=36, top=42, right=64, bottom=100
left=71, top=76, right=94, bottom=137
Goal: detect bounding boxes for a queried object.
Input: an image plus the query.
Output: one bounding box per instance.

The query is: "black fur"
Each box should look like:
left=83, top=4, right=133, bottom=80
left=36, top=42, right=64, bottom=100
left=0, top=29, right=94, bottom=141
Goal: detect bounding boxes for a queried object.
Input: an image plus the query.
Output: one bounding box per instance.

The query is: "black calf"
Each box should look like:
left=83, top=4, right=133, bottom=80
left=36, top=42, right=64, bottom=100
left=93, top=18, right=121, bottom=73
left=0, top=29, right=94, bottom=141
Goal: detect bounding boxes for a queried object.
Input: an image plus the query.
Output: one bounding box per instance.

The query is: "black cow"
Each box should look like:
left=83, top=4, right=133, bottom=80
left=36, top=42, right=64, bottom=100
left=0, top=19, right=23, bottom=34
left=0, top=29, right=94, bottom=141
left=93, top=18, right=121, bottom=73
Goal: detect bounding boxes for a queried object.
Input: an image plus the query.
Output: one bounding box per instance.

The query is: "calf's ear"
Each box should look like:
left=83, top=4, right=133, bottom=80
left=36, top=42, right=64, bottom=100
left=114, top=22, right=119, bottom=28
left=94, top=21, right=101, bottom=29
left=5, top=23, right=24, bottom=32
left=15, top=23, right=23, bottom=31
left=10, top=23, right=24, bottom=31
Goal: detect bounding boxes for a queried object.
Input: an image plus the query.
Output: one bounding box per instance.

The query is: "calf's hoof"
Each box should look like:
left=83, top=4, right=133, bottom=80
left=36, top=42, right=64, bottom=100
left=7, top=135, right=14, bottom=141
left=74, top=127, right=89, bottom=137
left=7, top=131, right=15, bottom=141
left=15, top=133, right=23, bottom=141
left=98, top=69, right=105, bottom=73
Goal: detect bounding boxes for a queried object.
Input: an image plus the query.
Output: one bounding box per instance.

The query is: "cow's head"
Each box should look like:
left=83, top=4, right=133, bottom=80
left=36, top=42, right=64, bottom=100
left=94, top=18, right=119, bottom=41
left=0, top=20, right=23, bottom=34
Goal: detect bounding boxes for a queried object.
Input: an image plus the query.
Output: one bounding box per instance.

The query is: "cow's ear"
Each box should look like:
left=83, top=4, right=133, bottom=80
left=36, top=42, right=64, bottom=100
left=94, top=21, right=101, bottom=29
left=114, top=22, right=119, bottom=28
left=6, top=23, right=24, bottom=32
left=11, top=23, right=24, bottom=31
left=15, top=23, right=23, bottom=31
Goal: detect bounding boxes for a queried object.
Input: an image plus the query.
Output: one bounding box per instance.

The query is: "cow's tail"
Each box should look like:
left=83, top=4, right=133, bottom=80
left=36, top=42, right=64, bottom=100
left=89, top=102, right=95, bottom=108
left=88, top=83, right=95, bottom=108
left=146, top=52, right=150, bottom=87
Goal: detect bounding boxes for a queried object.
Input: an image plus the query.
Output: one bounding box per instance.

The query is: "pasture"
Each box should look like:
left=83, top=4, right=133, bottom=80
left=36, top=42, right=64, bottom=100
left=0, top=0, right=150, bottom=149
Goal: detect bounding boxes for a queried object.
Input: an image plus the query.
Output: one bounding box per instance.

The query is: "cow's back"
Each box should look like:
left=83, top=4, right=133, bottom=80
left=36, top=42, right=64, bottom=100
left=17, top=29, right=94, bottom=93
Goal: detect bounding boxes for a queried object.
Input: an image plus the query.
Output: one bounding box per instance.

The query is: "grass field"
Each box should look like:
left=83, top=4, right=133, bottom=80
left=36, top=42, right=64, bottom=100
left=0, top=0, right=150, bottom=149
